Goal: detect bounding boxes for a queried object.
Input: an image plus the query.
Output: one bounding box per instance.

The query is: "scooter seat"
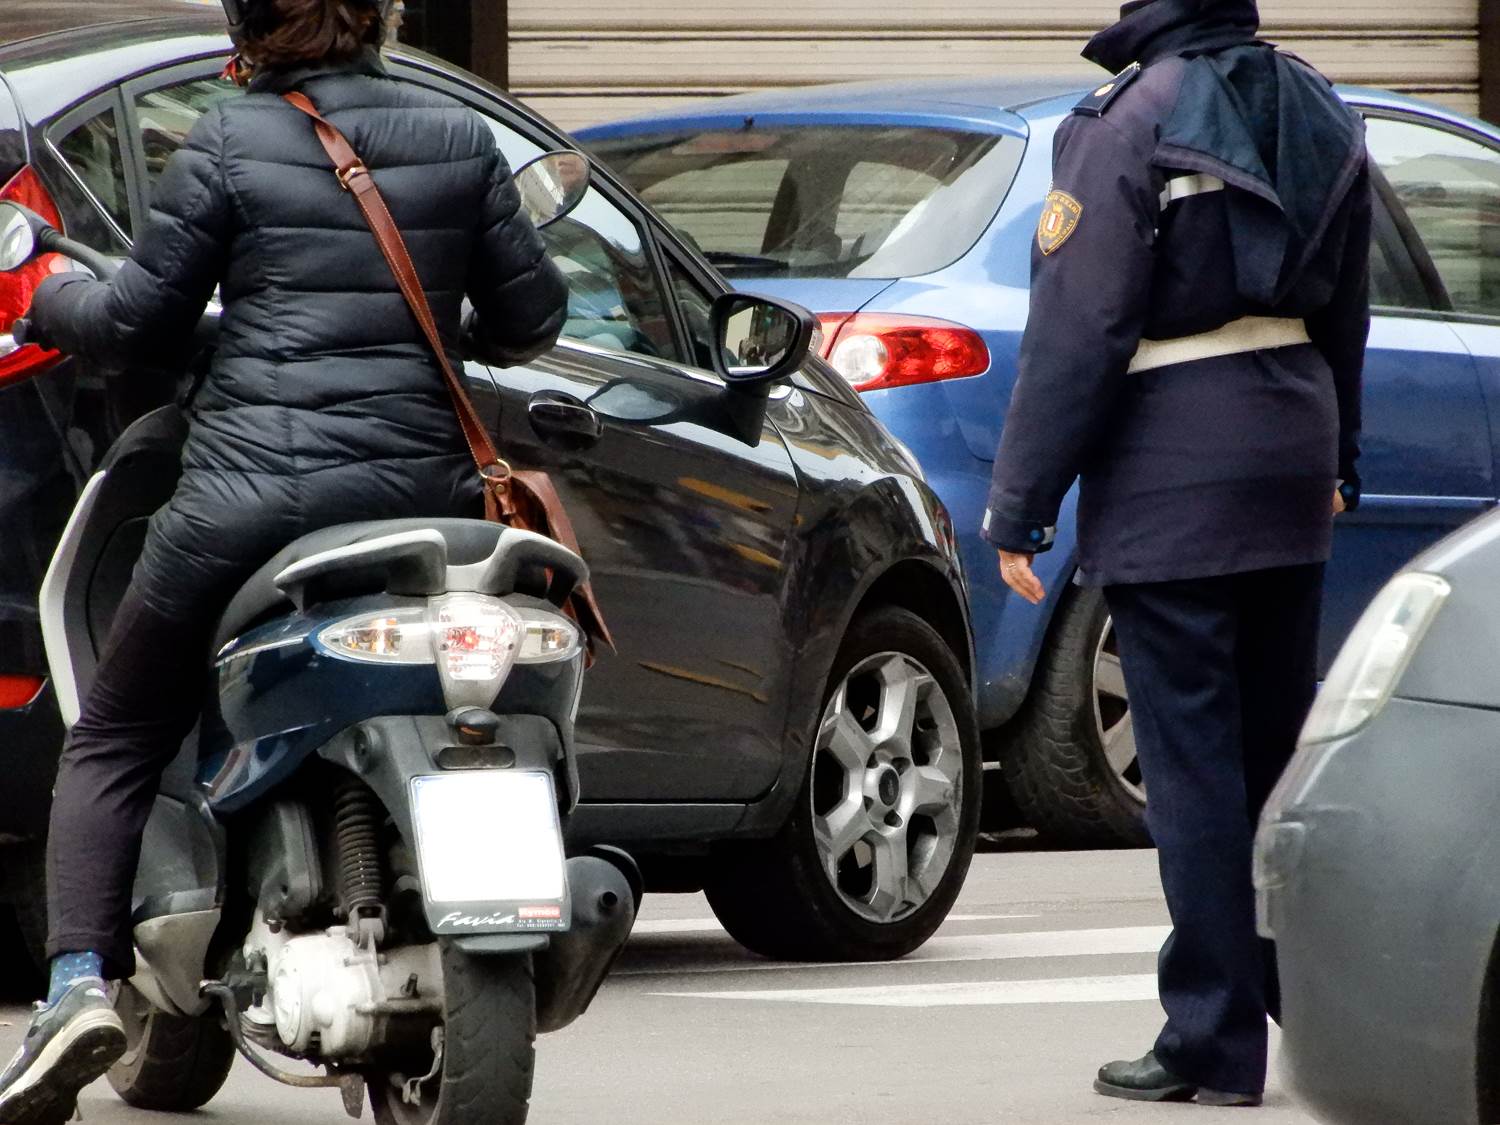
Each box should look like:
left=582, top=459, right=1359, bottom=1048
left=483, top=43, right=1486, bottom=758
left=212, top=518, right=504, bottom=653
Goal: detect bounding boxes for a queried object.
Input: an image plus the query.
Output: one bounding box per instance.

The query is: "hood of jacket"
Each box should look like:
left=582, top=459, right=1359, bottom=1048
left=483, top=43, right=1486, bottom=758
left=1084, top=0, right=1259, bottom=71
left=1085, top=0, right=1366, bottom=305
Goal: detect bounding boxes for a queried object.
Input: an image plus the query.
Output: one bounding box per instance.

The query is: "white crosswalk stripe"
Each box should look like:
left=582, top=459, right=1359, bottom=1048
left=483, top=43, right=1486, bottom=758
left=629, top=913, right=1037, bottom=936
left=639, top=922, right=1169, bottom=1007
left=656, top=973, right=1161, bottom=1008
left=621, top=925, right=1170, bottom=977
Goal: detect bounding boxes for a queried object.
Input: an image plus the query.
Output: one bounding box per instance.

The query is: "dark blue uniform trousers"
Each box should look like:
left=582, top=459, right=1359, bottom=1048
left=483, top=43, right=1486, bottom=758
left=1103, top=563, right=1323, bottom=1095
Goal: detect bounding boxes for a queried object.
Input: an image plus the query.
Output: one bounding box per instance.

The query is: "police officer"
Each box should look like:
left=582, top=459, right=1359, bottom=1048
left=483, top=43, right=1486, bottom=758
left=982, top=0, right=1370, bottom=1107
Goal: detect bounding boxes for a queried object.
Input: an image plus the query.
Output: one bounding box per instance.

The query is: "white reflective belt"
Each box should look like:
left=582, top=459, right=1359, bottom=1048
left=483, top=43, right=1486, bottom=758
left=1128, top=316, right=1311, bottom=375
left=1158, top=173, right=1226, bottom=210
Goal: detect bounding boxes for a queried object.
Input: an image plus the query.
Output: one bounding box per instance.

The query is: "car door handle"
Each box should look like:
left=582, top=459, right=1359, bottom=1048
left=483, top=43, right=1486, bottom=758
left=527, top=391, right=603, bottom=448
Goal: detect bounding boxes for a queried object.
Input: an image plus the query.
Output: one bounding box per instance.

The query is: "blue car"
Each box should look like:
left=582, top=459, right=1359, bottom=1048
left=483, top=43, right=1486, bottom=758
left=580, top=78, right=1500, bottom=845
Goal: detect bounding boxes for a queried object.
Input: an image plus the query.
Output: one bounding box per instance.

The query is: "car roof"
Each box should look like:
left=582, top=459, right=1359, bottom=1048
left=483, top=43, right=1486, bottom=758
left=0, top=14, right=230, bottom=123
left=577, top=75, right=1500, bottom=144
left=0, top=2, right=220, bottom=52
left=577, top=77, right=1095, bottom=141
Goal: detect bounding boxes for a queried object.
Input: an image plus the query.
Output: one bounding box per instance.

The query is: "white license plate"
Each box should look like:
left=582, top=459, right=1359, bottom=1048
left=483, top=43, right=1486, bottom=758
left=409, top=771, right=567, bottom=919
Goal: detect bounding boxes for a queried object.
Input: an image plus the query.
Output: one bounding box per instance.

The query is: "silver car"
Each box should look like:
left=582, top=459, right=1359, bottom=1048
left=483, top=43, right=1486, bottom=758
left=1255, top=508, right=1500, bottom=1125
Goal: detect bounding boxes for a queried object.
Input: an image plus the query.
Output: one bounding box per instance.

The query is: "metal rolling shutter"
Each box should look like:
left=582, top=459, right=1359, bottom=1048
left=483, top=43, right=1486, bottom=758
left=508, top=0, right=1479, bottom=132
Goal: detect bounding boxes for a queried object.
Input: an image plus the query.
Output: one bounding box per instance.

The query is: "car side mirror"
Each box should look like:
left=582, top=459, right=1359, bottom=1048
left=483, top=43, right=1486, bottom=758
left=710, top=293, right=816, bottom=392
left=0, top=202, right=51, bottom=272
left=513, top=151, right=591, bottom=230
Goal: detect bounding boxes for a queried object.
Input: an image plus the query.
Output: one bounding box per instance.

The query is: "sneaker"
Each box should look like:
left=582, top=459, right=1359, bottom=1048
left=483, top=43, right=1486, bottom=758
left=0, top=979, right=126, bottom=1124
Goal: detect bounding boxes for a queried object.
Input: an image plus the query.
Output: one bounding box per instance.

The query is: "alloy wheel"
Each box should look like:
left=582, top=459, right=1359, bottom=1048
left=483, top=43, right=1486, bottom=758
left=1092, top=617, right=1145, bottom=803
left=810, top=652, right=964, bottom=924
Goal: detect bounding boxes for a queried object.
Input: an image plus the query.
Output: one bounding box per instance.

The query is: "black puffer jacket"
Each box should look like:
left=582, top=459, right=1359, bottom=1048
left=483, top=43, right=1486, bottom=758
left=34, top=51, right=567, bottom=619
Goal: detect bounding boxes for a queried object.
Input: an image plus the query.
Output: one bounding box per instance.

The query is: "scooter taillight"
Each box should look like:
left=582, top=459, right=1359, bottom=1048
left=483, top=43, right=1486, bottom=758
left=0, top=166, right=65, bottom=389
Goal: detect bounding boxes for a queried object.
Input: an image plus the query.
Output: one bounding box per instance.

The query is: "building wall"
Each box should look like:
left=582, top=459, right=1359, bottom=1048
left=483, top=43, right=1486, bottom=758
left=505, top=0, right=1480, bottom=131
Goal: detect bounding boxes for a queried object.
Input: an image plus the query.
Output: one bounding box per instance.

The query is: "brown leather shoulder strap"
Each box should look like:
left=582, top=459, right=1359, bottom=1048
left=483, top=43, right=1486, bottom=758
left=282, top=91, right=510, bottom=501
left=283, top=91, right=614, bottom=653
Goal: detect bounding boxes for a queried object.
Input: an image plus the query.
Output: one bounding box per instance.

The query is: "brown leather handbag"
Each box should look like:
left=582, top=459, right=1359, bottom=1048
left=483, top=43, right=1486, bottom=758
left=283, top=91, right=612, bottom=653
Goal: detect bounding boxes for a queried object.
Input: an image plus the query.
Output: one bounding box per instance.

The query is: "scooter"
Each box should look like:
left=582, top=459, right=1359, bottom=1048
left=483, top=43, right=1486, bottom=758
left=0, top=150, right=638, bottom=1125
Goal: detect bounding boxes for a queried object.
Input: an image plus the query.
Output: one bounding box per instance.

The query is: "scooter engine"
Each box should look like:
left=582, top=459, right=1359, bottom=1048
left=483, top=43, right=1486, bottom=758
left=244, top=917, right=442, bottom=1059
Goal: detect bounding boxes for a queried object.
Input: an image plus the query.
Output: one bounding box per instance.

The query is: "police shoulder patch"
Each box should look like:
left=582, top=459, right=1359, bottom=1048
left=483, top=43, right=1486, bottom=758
left=1073, top=62, right=1143, bottom=117
left=1037, top=189, right=1082, bottom=255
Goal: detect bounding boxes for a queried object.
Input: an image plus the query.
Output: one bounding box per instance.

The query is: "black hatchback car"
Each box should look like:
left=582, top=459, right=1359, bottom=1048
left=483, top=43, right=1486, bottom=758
left=0, top=3, right=979, bottom=971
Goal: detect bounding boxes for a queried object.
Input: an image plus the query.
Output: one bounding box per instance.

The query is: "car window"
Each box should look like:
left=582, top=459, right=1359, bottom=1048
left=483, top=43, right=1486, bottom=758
left=1369, top=225, right=1422, bottom=309
left=478, top=114, right=547, bottom=175
left=52, top=107, right=131, bottom=235
left=1366, top=117, right=1500, bottom=318
left=640, top=159, right=788, bottom=259
left=664, top=254, right=717, bottom=371
left=588, top=126, right=1026, bottom=280
left=545, top=194, right=678, bottom=360
left=133, top=74, right=243, bottom=190
left=476, top=113, right=679, bottom=362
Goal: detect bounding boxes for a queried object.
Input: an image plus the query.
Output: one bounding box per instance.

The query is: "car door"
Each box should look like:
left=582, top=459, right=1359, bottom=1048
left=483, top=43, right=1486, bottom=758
left=461, top=130, right=803, bottom=803
left=1315, top=108, right=1497, bottom=667
left=1361, top=110, right=1500, bottom=530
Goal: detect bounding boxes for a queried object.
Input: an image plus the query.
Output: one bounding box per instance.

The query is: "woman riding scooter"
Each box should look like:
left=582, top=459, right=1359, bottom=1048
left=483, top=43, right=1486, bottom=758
left=0, top=1, right=567, bottom=1119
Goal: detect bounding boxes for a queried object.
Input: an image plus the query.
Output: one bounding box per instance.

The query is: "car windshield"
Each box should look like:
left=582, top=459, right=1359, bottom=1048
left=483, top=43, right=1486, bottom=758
left=588, top=124, right=1025, bottom=280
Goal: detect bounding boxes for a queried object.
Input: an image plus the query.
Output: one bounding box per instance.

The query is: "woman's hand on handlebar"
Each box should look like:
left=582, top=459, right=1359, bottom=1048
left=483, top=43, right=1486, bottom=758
left=9, top=316, right=49, bottom=351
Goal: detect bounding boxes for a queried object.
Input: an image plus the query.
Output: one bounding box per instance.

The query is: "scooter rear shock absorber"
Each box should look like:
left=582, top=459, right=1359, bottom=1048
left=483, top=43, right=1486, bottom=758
left=334, top=779, right=386, bottom=947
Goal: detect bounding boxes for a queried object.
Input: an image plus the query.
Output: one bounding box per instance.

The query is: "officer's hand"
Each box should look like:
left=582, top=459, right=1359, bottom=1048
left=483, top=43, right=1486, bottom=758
left=1333, top=487, right=1346, bottom=515
left=998, top=550, right=1045, bottom=606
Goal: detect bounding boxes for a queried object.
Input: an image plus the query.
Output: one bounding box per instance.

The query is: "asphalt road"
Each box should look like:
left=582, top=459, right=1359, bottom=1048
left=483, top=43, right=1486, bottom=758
left=0, top=846, right=1317, bottom=1124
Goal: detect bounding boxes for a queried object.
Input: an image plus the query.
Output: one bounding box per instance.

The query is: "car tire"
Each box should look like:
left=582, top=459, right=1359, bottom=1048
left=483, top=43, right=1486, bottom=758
left=1001, top=585, right=1151, bottom=848
left=0, top=841, right=48, bottom=1000
left=705, top=606, right=982, bottom=961
left=106, top=983, right=235, bottom=1111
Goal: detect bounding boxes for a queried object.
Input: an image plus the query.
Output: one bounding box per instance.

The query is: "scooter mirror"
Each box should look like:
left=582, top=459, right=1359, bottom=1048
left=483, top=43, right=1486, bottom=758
left=513, top=151, right=590, bottom=230
left=0, top=203, right=38, bottom=272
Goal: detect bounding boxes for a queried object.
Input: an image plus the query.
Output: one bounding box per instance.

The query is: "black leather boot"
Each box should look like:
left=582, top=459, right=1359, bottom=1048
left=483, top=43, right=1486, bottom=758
left=1094, top=1051, right=1263, bottom=1107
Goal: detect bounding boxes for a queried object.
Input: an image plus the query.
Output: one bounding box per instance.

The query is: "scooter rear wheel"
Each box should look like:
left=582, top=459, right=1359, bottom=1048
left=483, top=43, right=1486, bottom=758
left=368, top=942, right=536, bottom=1125
left=106, top=983, right=235, bottom=1111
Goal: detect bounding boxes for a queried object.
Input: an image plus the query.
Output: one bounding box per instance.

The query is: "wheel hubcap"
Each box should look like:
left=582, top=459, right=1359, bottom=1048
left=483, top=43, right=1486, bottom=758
left=810, top=652, right=964, bottom=924
left=1092, top=616, right=1146, bottom=803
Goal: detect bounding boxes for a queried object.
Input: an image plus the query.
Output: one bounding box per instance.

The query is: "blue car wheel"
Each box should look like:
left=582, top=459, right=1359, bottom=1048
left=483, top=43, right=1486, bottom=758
left=1001, top=587, right=1151, bottom=848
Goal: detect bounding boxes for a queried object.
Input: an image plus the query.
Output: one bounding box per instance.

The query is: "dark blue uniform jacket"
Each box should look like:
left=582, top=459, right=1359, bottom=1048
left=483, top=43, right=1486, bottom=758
left=982, top=0, right=1371, bottom=587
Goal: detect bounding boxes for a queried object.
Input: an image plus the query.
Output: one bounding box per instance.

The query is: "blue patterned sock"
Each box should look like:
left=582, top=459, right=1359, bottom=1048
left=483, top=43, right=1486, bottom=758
left=47, top=952, right=105, bottom=1006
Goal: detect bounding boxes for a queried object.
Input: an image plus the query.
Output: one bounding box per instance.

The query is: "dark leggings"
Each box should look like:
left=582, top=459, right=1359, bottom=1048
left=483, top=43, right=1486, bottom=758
left=45, top=580, right=225, bottom=980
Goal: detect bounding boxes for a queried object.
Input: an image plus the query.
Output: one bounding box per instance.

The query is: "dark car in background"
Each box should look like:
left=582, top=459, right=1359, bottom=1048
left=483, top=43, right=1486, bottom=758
left=0, top=4, right=982, bottom=973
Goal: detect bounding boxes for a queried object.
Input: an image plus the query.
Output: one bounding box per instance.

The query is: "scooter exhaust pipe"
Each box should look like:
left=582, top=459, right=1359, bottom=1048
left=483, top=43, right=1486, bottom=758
left=535, top=847, right=641, bottom=1033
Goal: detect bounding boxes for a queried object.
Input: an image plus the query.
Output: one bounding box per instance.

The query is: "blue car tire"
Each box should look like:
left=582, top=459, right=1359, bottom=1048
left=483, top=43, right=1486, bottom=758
left=1001, top=587, right=1151, bottom=848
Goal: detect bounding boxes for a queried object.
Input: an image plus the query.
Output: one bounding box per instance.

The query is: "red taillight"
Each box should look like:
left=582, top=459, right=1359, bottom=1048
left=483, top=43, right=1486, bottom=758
left=0, top=674, right=44, bottom=709
left=0, top=165, right=64, bottom=389
left=817, top=312, right=990, bottom=393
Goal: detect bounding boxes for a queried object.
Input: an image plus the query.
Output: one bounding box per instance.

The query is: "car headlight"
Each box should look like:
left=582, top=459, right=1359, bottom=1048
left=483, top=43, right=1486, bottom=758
left=318, top=597, right=582, bottom=708
left=1301, top=571, right=1449, bottom=746
left=1261, top=571, right=1450, bottom=827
